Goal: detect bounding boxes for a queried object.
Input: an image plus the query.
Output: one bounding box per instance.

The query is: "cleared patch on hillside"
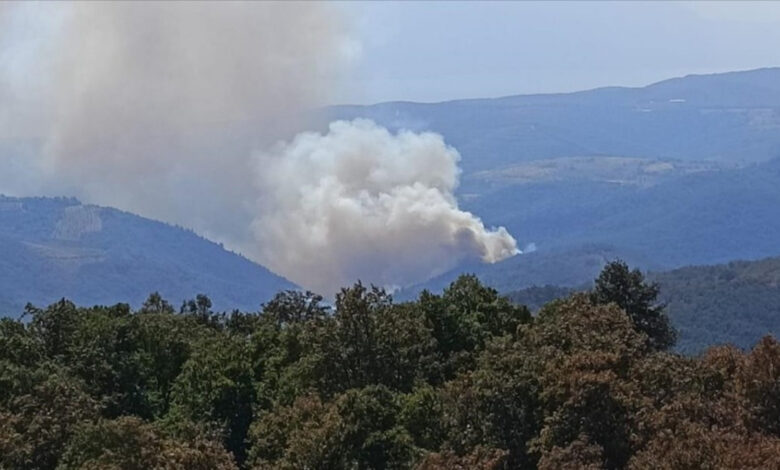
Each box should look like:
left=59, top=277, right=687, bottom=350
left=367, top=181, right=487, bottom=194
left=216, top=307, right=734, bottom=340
left=52, top=205, right=103, bottom=240
left=471, top=156, right=733, bottom=188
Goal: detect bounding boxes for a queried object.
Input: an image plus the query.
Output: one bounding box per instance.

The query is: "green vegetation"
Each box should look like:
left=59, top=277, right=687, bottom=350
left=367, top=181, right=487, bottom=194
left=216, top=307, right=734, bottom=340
left=654, top=256, right=780, bottom=354
left=506, top=256, right=780, bottom=354
left=590, top=261, right=676, bottom=351
left=2, top=264, right=780, bottom=469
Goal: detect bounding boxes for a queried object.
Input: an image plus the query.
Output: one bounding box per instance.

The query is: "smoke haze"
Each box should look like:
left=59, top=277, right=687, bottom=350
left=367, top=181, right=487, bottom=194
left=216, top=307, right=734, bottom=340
left=251, top=120, right=518, bottom=294
left=1, top=1, right=349, bottom=245
left=0, top=2, right=519, bottom=295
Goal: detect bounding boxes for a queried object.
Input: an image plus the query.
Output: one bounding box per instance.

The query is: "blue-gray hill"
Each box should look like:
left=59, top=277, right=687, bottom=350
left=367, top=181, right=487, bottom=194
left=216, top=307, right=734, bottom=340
left=0, top=196, right=295, bottom=315
left=327, top=67, right=780, bottom=173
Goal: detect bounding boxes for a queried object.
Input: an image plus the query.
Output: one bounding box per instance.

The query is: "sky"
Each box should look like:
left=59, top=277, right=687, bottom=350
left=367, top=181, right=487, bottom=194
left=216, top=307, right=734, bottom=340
left=4, top=2, right=780, bottom=106
left=337, top=1, right=780, bottom=104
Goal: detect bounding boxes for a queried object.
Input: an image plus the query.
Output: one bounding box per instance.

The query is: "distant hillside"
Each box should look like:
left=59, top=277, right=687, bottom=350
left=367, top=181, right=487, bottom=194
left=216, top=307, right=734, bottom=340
left=503, top=256, right=780, bottom=354
left=654, top=257, right=780, bottom=354
left=328, top=68, right=780, bottom=279
left=328, top=67, right=780, bottom=173
left=0, top=196, right=295, bottom=314
left=5, top=68, right=780, bottom=316
left=465, top=157, right=780, bottom=269
left=401, top=158, right=780, bottom=297
left=398, top=243, right=660, bottom=300
left=504, top=285, right=574, bottom=313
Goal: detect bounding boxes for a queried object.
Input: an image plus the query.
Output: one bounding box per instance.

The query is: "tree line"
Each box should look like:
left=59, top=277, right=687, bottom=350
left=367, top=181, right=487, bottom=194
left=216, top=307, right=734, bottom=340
left=1, top=261, right=779, bottom=469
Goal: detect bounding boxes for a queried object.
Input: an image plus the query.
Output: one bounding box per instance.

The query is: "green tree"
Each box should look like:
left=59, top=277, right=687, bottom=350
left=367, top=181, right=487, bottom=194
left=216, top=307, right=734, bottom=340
left=297, top=283, right=437, bottom=396
left=440, top=337, right=541, bottom=468
left=528, top=295, right=648, bottom=469
left=0, top=318, right=43, bottom=368
left=167, top=335, right=255, bottom=464
left=248, top=385, right=415, bottom=470
left=738, top=335, right=780, bottom=435
left=263, top=290, right=329, bottom=326
left=537, top=435, right=604, bottom=470
left=24, top=301, right=151, bottom=417
left=181, top=294, right=213, bottom=316
left=248, top=394, right=332, bottom=468
left=0, top=368, right=99, bottom=470
left=398, top=384, right=445, bottom=451
left=415, top=447, right=507, bottom=470
left=57, top=417, right=237, bottom=470
left=131, top=311, right=205, bottom=418
left=27, top=300, right=81, bottom=359
left=417, top=275, right=531, bottom=378
left=591, top=260, right=676, bottom=351
left=140, top=292, right=175, bottom=314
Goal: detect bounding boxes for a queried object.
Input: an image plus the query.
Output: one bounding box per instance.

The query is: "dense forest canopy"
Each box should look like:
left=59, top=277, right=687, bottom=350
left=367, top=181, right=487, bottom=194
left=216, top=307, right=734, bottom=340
left=2, top=262, right=779, bottom=469
left=505, top=256, right=780, bottom=354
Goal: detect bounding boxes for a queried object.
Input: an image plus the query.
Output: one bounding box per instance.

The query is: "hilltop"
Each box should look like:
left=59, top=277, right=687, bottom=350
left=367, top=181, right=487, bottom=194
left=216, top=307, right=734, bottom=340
left=0, top=196, right=295, bottom=314
left=328, top=67, right=780, bottom=172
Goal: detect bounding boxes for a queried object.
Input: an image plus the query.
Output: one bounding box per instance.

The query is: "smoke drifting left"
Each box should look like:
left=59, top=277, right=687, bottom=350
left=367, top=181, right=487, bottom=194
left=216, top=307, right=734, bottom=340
left=0, top=2, right=518, bottom=295
left=1, top=2, right=348, bottom=243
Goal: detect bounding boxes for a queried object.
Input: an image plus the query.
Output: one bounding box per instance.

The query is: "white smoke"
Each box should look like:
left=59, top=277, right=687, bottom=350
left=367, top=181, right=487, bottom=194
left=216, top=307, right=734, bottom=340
left=1, top=3, right=520, bottom=295
left=252, top=120, right=518, bottom=294
left=0, top=2, right=349, bottom=246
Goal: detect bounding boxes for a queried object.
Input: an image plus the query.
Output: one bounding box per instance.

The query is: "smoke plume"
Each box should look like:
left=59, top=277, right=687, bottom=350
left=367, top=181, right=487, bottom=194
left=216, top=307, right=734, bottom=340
left=251, top=120, right=518, bottom=294
left=0, top=3, right=519, bottom=295
left=1, top=2, right=349, bottom=246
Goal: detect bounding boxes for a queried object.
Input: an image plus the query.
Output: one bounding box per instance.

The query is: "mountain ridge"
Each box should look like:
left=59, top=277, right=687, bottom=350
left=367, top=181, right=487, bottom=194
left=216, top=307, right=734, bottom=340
left=337, top=67, right=780, bottom=108
left=4, top=67, right=780, bottom=317
left=0, top=195, right=295, bottom=315
left=326, top=67, right=780, bottom=174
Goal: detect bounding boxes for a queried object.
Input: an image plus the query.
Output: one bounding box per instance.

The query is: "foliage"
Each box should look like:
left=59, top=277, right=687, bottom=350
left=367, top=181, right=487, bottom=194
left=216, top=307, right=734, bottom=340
left=57, top=416, right=237, bottom=470
left=167, top=335, right=255, bottom=464
left=0, top=368, right=99, bottom=470
left=248, top=386, right=416, bottom=470
left=591, top=260, right=676, bottom=351
left=653, top=256, right=780, bottom=353
left=2, top=265, right=780, bottom=468
left=508, top=255, right=780, bottom=354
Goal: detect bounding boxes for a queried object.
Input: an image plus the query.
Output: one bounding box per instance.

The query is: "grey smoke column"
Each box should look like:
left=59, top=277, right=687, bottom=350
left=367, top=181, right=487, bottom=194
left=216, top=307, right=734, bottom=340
left=1, top=1, right=349, bottom=246
left=1, top=3, right=520, bottom=295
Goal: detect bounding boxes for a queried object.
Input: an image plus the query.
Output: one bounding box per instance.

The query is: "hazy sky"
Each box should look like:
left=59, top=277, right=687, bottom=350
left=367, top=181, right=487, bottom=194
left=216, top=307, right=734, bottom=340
left=338, top=1, right=780, bottom=104
left=4, top=2, right=780, bottom=106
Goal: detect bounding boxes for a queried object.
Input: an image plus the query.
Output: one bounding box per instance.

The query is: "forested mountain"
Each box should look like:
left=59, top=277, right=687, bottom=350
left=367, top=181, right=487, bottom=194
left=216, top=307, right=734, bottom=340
left=329, top=68, right=780, bottom=283
left=504, top=256, right=780, bottom=354
left=3, top=265, right=780, bottom=469
left=466, top=157, right=780, bottom=270
left=0, top=196, right=294, bottom=315
left=328, top=67, right=780, bottom=172
left=3, top=69, right=780, bottom=315
left=406, top=156, right=780, bottom=292
left=655, top=257, right=780, bottom=354
left=399, top=243, right=660, bottom=299
left=3, top=69, right=780, bottom=331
